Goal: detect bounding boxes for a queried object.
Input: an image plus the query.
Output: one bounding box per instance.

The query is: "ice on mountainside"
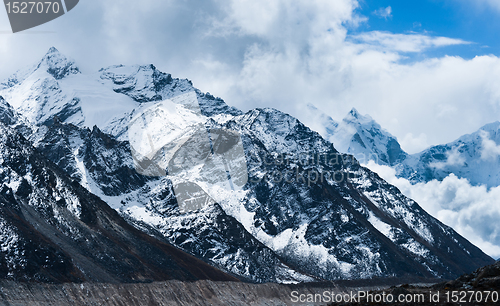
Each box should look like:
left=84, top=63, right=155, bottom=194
left=0, top=117, right=237, bottom=283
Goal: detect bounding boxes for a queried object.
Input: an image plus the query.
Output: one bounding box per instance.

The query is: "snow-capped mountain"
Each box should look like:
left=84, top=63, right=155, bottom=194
left=308, top=105, right=500, bottom=189
left=0, top=47, right=240, bottom=140
left=0, top=104, right=236, bottom=283
left=305, top=104, right=408, bottom=166
left=0, top=48, right=494, bottom=283
left=32, top=120, right=313, bottom=283
left=396, top=122, right=500, bottom=188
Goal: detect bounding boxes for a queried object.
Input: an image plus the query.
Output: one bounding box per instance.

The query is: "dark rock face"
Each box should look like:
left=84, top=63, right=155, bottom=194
left=36, top=122, right=150, bottom=196
left=196, top=91, right=243, bottom=117
left=0, top=96, right=17, bottom=126
left=28, top=120, right=302, bottom=284
left=438, top=260, right=500, bottom=291
left=0, top=96, right=33, bottom=137
left=330, top=261, right=500, bottom=306
left=0, top=189, right=81, bottom=283
left=386, top=138, right=406, bottom=166
left=42, top=47, right=81, bottom=80
left=100, top=64, right=174, bottom=103
left=98, top=64, right=242, bottom=117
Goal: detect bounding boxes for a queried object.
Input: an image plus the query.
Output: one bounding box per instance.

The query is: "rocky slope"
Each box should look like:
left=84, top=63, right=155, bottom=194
left=0, top=118, right=236, bottom=283
left=29, top=119, right=312, bottom=284
left=437, top=260, right=500, bottom=291
left=329, top=260, right=500, bottom=306
left=0, top=279, right=344, bottom=306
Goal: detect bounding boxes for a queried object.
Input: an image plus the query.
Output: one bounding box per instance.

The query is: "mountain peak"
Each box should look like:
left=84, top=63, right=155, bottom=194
left=0, top=47, right=79, bottom=88
left=323, top=107, right=408, bottom=165
left=36, top=47, right=80, bottom=80
left=344, top=107, right=373, bottom=125
left=349, top=107, right=360, bottom=117
left=46, top=46, right=60, bottom=55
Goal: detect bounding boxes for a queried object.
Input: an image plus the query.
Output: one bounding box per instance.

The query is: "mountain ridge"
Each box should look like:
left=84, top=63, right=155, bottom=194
left=397, top=120, right=500, bottom=188
left=0, top=115, right=237, bottom=283
left=305, top=104, right=408, bottom=166
left=308, top=104, right=500, bottom=189
left=0, top=47, right=494, bottom=284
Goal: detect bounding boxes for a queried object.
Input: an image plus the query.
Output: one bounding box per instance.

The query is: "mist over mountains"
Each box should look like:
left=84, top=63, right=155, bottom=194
left=0, top=47, right=494, bottom=284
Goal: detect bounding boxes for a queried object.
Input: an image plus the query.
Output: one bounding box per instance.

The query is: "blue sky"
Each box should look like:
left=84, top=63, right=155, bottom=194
left=354, top=0, right=500, bottom=59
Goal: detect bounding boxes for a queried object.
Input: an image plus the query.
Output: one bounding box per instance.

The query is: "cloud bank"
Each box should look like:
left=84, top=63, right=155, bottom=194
left=365, top=161, right=500, bottom=258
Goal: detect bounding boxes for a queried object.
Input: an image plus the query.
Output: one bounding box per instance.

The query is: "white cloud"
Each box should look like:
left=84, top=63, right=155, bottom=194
left=352, top=31, right=470, bottom=53
left=373, top=6, right=392, bottom=20
left=480, top=130, right=500, bottom=160
left=195, top=2, right=493, bottom=155
left=194, top=2, right=489, bottom=154
left=365, top=161, right=500, bottom=258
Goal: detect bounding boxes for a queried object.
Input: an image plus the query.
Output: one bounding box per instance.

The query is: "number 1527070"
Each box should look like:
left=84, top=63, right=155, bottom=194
left=5, top=2, right=61, bottom=14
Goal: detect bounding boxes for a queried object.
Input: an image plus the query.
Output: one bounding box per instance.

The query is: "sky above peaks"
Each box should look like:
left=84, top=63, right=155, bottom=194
left=1, top=0, right=500, bottom=154
left=356, top=0, right=500, bottom=59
